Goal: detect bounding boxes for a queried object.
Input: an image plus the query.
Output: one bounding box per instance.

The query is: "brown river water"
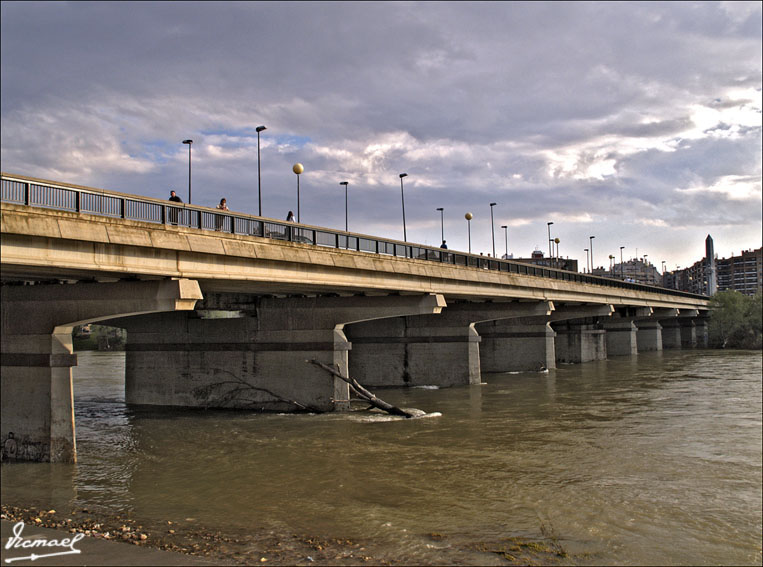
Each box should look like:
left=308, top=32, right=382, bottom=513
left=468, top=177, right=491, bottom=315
left=2, top=349, right=761, bottom=565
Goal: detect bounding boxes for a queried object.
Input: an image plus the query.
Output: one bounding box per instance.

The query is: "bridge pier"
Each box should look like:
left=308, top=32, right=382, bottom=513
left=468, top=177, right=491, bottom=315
left=660, top=318, right=682, bottom=349
left=551, top=305, right=613, bottom=364
left=115, top=293, right=445, bottom=411
left=477, top=320, right=556, bottom=372
left=348, top=301, right=554, bottom=385
left=635, top=309, right=677, bottom=352
left=679, top=310, right=700, bottom=348
left=0, top=279, right=202, bottom=463
left=602, top=307, right=651, bottom=356
left=660, top=309, right=699, bottom=349
left=694, top=315, right=709, bottom=348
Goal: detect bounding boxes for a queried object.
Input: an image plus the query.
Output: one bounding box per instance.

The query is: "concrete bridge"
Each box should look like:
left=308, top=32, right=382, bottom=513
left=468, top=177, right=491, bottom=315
left=0, top=173, right=711, bottom=462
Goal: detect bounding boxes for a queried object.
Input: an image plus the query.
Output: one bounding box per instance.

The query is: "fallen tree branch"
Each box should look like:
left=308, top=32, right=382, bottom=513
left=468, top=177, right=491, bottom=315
left=308, top=359, right=416, bottom=418
left=192, top=374, right=324, bottom=413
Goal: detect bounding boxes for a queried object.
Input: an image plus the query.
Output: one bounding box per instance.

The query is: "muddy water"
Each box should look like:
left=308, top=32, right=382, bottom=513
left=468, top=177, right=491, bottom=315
left=2, top=349, right=761, bottom=565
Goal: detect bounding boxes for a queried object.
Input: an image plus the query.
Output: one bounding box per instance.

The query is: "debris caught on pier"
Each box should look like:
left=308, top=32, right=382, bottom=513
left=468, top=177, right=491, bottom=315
left=307, top=359, right=421, bottom=418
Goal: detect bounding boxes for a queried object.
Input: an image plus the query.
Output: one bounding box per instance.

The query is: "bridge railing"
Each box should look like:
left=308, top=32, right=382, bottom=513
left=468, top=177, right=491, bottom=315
left=1, top=173, right=707, bottom=300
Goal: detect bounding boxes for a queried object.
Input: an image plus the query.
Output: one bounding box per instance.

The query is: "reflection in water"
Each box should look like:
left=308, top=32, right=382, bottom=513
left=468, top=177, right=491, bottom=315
left=1, top=350, right=761, bottom=565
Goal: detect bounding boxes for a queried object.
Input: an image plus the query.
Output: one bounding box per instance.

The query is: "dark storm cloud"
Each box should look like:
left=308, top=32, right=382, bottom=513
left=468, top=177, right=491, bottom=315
left=1, top=1, right=760, bottom=266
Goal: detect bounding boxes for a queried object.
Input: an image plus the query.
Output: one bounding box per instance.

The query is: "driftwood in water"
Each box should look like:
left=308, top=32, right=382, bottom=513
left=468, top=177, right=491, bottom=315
left=308, top=359, right=416, bottom=418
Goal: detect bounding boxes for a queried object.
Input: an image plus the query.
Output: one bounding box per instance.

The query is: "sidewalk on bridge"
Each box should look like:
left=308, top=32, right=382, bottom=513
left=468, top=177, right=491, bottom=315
left=1, top=520, right=221, bottom=566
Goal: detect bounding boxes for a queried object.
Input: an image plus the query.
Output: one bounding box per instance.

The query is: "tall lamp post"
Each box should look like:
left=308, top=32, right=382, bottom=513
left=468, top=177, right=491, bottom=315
left=293, top=163, right=304, bottom=222
left=547, top=222, right=554, bottom=261
left=436, top=207, right=444, bottom=244
left=489, top=202, right=497, bottom=257
left=584, top=248, right=589, bottom=273
left=182, top=139, right=193, bottom=204
left=620, top=246, right=625, bottom=279
left=465, top=212, right=473, bottom=253
left=339, top=181, right=349, bottom=233
left=501, top=225, right=508, bottom=259
left=399, top=173, right=408, bottom=241
left=256, top=126, right=266, bottom=216
left=589, top=235, right=595, bottom=271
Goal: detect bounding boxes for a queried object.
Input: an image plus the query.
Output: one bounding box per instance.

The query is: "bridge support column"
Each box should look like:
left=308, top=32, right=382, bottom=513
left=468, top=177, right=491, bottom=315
left=477, top=320, right=556, bottom=372
left=602, top=320, right=639, bottom=356
left=660, top=319, right=683, bottom=349
left=636, top=321, right=662, bottom=351
left=679, top=318, right=697, bottom=348
left=602, top=308, right=652, bottom=356
left=1, top=279, right=202, bottom=462
left=551, top=304, right=614, bottom=365
left=554, top=323, right=607, bottom=364
left=636, top=308, right=678, bottom=352
left=117, top=294, right=445, bottom=411
left=349, top=301, right=553, bottom=385
left=694, top=315, right=709, bottom=348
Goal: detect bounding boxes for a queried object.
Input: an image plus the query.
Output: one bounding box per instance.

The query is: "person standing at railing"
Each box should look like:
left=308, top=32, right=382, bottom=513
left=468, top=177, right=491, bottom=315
left=286, top=210, right=295, bottom=222
left=215, top=198, right=229, bottom=231
left=168, top=190, right=182, bottom=224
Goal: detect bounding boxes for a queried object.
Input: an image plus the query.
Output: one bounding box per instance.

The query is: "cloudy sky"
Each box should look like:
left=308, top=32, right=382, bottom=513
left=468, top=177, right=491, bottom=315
left=2, top=1, right=761, bottom=270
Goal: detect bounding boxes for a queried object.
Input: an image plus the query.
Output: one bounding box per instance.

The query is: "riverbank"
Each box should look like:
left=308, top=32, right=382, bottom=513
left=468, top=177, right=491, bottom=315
left=0, top=503, right=569, bottom=566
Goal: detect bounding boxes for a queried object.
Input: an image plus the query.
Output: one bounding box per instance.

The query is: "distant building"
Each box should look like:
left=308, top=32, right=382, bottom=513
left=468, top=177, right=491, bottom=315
left=662, top=235, right=761, bottom=296
left=513, top=249, right=579, bottom=272
left=716, top=247, right=762, bottom=296
left=609, top=258, right=661, bottom=285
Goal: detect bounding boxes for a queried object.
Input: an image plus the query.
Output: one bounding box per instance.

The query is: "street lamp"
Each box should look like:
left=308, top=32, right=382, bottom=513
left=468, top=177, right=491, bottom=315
left=293, top=163, right=304, bottom=222
left=465, top=212, right=473, bottom=253
left=399, top=173, right=408, bottom=241
left=584, top=248, right=589, bottom=273
left=256, top=126, right=266, bottom=217
left=182, top=139, right=193, bottom=204
left=501, top=225, right=508, bottom=259
left=547, top=222, right=554, bottom=261
left=589, top=235, right=595, bottom=270
left=620, top=246, right=625, bottom=280
left=340, top=181, right=349, bottom=233
left=662, top=260, right=666, bottom=274
left=609, top=254, right=615, bottom=272
left=489, top=203, right=497, bottom=257
left=436, top=207, right=445, bottom=244
left=554, top=237, right=560, bottom=268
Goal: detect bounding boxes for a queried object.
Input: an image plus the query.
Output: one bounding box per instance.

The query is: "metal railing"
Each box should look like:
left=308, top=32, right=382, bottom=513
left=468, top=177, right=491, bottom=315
left=1, top=173, right=708, bottom=301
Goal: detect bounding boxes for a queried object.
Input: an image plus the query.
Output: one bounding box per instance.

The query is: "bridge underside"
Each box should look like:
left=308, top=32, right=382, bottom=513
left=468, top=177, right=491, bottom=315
left=1, top=281, right=709, bottom=463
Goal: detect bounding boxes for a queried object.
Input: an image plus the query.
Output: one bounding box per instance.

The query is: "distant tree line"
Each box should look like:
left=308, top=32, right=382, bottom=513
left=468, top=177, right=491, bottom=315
left=708, top=291, right=762, bottom=350
left=73, top=324, right=126, bottom=351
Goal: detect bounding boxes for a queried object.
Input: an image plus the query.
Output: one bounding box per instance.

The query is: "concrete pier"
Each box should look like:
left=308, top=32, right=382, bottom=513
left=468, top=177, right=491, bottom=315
left=636, top=308, right=677, bottom=352
left=551, top=305, right=612, bottom=364
left=114, top=293, right=445, bottom=412
left=348, top=300, right=553, bottom=385
left=0, top=279, right=202, bottom=462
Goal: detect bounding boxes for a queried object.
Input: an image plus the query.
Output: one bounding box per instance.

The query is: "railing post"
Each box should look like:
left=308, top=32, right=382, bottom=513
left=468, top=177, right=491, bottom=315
left=23, top=182, right=30, bottom=206
left=120, top=198, right=125, bottom=219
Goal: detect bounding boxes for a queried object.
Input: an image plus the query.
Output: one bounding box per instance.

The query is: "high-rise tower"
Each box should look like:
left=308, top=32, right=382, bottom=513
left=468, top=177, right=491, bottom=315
left=705, top=234, right=717, bottom=295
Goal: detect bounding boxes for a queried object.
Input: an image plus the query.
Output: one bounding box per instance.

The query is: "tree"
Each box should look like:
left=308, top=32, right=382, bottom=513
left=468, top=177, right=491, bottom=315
left=708, top=291, right=762, bottom=349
